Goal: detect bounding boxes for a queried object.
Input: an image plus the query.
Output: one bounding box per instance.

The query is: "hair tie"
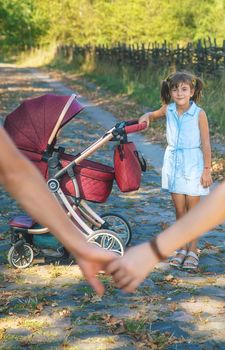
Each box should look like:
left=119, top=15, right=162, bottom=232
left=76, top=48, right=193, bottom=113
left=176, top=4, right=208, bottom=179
left=162, top=79, right=170, bottom=87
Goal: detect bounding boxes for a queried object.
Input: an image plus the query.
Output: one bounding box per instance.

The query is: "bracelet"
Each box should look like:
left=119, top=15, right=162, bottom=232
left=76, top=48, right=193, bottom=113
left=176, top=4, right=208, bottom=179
left=149, top=237, right=167, bottom=261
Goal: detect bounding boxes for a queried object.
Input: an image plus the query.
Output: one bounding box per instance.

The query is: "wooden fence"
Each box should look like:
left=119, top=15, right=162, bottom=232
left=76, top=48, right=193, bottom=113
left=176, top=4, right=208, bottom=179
left=57, top=39, right=225, bottom=75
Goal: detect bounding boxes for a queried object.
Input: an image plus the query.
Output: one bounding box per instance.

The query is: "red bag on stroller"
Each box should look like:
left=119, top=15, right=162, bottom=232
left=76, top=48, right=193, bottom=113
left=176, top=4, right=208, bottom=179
left=114, top=142, right=142, bottom=192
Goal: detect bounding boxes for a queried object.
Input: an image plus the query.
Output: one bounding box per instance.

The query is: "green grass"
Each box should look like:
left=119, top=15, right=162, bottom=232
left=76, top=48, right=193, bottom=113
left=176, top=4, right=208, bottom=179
left=50, top=51, right=164, bottom=107
left=124, top=317, right=148, bottom=334
left=12, top=294, right=46, bottom=313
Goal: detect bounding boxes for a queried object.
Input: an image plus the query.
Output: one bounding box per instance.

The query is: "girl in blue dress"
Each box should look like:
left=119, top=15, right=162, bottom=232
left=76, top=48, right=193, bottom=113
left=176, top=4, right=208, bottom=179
left=139, top=71, right=212, bottom=270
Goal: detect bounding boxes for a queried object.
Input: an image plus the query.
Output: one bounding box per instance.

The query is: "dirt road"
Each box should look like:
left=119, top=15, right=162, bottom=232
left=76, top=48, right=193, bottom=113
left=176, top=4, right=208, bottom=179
left=0, top=64, right=224, bottom=350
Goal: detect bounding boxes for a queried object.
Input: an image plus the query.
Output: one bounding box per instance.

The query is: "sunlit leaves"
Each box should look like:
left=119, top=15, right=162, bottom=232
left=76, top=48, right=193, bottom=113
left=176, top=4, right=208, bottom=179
left=1, top=0, right=225, bottom=52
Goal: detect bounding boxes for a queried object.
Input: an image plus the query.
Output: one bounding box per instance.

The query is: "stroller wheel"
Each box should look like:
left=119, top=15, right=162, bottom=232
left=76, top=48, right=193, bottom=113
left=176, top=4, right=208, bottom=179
left=100, top=213, right=132, bottom=246
left=87, top=229, right=125, bottom=256
left=8, top=243, right=34, bottom=269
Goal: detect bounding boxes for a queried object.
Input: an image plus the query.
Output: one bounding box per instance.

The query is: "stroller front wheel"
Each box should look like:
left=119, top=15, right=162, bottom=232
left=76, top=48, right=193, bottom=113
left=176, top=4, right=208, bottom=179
left=8, top=243, right=34, bottom=269
left=100, top=213, right=132, bottom=247
left=87, top=229, right=125, bottom=256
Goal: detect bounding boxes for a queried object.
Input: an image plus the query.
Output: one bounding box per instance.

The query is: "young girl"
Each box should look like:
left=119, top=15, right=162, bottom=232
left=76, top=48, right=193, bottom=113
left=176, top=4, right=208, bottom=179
left=138, top=71, right=212, bottom=270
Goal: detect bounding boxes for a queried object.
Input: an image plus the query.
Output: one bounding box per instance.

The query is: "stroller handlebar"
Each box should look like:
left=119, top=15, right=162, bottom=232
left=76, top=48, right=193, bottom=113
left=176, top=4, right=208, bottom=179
left=124, top=120, right=147, bottom=134
left=111, top=119, right=148, bottom=141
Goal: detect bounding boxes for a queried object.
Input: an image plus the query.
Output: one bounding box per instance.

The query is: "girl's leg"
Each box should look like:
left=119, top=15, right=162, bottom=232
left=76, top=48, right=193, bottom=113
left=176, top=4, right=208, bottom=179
left=171, top=193, right=187, bottom=220
left=185, top=195, right=200, bottom=252
left=169, top=193, right=188, bottom=266
left=183, top=195, right=201, bottom=269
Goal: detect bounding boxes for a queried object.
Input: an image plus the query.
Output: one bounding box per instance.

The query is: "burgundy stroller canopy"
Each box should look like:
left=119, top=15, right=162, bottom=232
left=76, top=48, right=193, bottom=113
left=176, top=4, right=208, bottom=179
left=4, top=94, right=84, bottom=153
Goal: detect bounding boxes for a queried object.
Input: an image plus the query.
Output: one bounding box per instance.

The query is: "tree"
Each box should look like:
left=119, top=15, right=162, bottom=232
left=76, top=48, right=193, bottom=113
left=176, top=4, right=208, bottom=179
left=0, top=0, right=224, bottom=54
left=0, top=0, right=48, bottom=51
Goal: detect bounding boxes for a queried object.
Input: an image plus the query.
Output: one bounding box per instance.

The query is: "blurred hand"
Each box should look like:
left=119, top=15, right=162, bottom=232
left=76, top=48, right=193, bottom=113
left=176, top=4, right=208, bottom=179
left=76, top=243, right=116, bottom=296
left=106, top=242, right=159, bottom=293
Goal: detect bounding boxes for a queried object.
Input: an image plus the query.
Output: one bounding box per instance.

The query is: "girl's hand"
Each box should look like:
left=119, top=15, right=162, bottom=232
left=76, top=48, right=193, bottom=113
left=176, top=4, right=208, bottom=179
left=106, top=242, right=159, bottom=293
left=138, top=113, right=151, bottom=128
left=201, top=168, right=213, bottom=188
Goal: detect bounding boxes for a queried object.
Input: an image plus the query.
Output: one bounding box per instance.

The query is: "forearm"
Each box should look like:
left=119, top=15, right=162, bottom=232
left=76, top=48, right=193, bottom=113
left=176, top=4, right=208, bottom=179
left=0, top=149, right=86, bottom=255
left=202, top=141, right=211, bottom=168
left=7, top=161, right=86, bottom=250
left=140, top=105, right=166, bottom=122
left=199, top=111, right=211, bottom=169
left=143, top=111, right=164, bottom=122
left=157, top=181, right=225, bottom=257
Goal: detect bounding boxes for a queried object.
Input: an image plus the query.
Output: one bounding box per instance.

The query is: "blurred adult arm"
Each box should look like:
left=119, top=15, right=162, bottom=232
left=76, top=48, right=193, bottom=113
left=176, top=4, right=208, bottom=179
left=0, top=128, right=115, bottom=295
left=107, top=180, right=225, bottom=292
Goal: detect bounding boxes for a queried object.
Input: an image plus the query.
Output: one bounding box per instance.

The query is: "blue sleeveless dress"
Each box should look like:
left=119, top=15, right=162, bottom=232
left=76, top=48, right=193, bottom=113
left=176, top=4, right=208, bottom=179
left=162, top=101, right=209, bottom=196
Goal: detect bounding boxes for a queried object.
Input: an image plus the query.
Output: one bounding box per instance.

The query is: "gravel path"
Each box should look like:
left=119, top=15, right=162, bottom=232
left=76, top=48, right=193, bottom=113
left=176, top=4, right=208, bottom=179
left=0, top=64, right=224, bottom=350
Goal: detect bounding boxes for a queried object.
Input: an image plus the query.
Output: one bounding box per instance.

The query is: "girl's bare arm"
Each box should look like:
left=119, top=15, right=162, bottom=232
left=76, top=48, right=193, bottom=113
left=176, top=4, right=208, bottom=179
left=199, top=110, right=213, bottom=188
left=139, top=105, right=167, bottom=126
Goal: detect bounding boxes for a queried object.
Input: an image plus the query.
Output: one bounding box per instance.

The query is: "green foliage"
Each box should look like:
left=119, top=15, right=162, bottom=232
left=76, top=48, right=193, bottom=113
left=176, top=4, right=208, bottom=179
left=1, top=0, right=225, bottom=133
left=1, top=0, right=225, bottom=54
left=0, top=0, right=48, bottom=53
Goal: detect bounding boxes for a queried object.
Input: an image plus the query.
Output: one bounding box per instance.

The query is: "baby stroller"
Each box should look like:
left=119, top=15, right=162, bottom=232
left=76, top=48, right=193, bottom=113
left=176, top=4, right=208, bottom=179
left=4, top=94, right=147, bottom=268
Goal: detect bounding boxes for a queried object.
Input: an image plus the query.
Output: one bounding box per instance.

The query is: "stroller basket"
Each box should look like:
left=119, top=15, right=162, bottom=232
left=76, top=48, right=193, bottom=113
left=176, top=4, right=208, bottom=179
left=60, top=153, right=115, bottom=203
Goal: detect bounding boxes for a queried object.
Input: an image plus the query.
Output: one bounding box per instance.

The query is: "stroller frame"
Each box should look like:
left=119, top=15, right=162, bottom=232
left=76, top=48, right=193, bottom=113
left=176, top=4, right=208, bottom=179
left=5, top=94, right=146, bottom=268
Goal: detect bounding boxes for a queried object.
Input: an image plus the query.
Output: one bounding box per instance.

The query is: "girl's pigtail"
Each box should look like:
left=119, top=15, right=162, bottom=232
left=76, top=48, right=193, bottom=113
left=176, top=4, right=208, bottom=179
left=161, top=80, right=171, bottom=104
left=192, top=77, right=203, bottom=102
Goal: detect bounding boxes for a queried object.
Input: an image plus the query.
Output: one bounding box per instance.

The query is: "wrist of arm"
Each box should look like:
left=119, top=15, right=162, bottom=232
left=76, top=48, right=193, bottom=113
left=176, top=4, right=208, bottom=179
left=149, top=236, right=167, bottom=262
left=142, top=112, right=153, bottom=121
left=148, top=112, right=153, bottom=121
